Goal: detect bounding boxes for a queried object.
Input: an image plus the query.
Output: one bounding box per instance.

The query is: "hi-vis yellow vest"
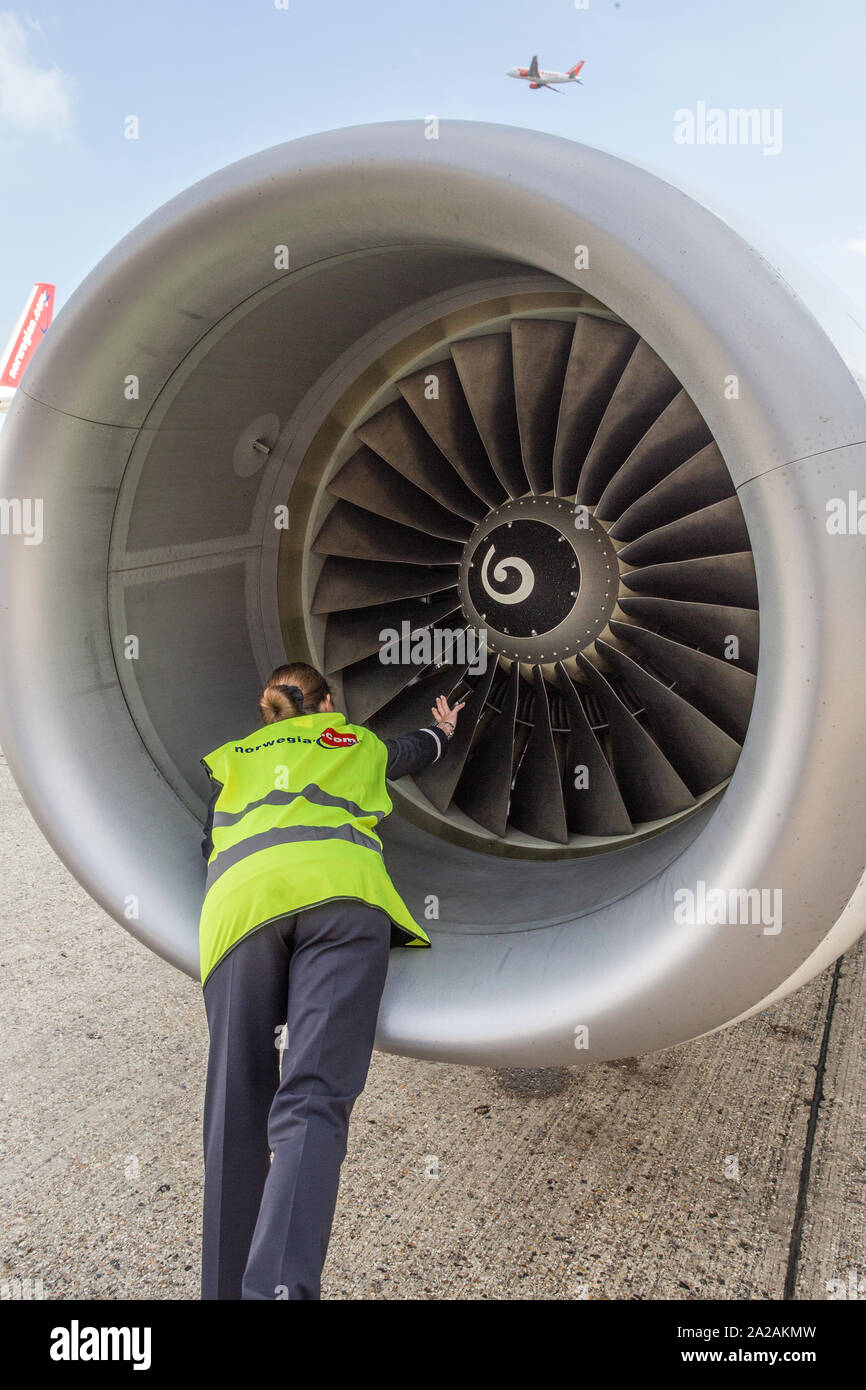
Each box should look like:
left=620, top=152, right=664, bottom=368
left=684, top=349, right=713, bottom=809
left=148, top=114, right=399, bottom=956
left=198, top=712, right=431, bottom=986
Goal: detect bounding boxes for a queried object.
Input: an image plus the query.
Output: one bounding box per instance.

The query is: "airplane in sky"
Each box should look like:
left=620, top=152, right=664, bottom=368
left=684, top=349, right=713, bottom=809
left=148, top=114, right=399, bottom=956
left=507, top=56, right=585, bottom=92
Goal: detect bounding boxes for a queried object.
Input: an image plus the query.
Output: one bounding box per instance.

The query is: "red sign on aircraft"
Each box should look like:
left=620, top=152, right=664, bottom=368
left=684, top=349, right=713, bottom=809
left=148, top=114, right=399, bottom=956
left=0, top=283, right=55, bottom=389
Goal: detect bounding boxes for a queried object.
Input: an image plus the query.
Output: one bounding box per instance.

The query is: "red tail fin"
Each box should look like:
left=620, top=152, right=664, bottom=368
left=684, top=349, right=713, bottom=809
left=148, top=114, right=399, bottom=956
left=568, top=60, right=585, bottom=77
left=0, top=283, right=54, bottom=389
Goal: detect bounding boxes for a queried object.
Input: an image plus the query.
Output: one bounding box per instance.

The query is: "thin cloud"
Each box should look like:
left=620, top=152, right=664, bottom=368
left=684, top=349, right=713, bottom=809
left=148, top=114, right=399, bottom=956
left=844, top=238, right=866, bottom=257
left=0, top=10, right=75, bottom=136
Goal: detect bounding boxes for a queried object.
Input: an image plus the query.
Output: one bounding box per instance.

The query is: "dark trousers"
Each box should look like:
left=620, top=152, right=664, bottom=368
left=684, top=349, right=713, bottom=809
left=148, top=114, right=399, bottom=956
left=200, top=900, right=392, bottom=1300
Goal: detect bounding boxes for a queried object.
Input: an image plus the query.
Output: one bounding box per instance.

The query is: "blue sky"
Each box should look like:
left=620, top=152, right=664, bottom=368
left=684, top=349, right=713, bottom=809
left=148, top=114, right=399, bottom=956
left=1, top=0, right=865, bottom=345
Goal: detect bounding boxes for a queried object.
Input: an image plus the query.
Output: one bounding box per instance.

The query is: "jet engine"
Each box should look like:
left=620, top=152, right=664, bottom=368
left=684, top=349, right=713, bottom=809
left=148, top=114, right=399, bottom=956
left=2, top=121, right=865, bottom=1065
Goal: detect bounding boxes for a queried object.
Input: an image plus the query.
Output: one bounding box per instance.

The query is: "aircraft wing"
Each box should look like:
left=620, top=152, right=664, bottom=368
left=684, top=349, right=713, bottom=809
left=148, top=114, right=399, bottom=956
left=528, top=54, right=539, bottom=78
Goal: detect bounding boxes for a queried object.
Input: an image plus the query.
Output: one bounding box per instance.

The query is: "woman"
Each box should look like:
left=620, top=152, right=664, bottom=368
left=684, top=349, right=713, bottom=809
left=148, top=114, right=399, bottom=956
left=197, top=661, right=465, bottom=1300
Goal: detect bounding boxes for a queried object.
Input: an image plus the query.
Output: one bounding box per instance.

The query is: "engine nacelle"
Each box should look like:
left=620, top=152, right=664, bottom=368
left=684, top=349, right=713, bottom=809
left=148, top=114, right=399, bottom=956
left=2, top=120, right=866, bottom=1065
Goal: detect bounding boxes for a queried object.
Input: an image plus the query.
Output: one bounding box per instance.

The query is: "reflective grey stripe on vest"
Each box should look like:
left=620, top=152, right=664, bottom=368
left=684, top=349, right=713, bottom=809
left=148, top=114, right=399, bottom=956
left=205, top=822, right=384, bottom=893
left=212, top=784, right=386, bottom=829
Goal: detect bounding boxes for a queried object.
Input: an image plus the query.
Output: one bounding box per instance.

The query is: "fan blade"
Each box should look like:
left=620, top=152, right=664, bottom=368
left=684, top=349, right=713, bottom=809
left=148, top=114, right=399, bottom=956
left=576, top=340, right=681, bottom=506
left=454, top=662, right=521, bottom=835
left=342, top=623, right=475, bottom=725
left=617, top=596, right=759, bottom=672
left=323, top=598, right=461, bottom=672
left=616, top=496, right=751, bottom=567
left=509, top=667, right=569, bottom=843
left=414, top=658, right=499, bottom=811
left=328, top=446, right=473, bottom=542
left=511, top=319, right=575, bottom=495
left=397, top=360, right=508, bottom=507
left=367, top=634, right=485, bottom=741
left=594, top=390, right=713, bottom=523
left=355, top=398, right=486, bottom=521
left=622, top=552, right=758, bottom=608
left=312, top=557, right=458, bottom=614
left=450, top=334, right=530, bottom=497
left=312, top=500, right=463, bottom=565
left=608, top=619, right=755, bottom=742
left=608, top=442, right=734, bottom=543
left=575, top=653, right=695, bottom=821
left=553, top=663, right=634, bottom=835
left=595, top=639, right=742, bottom=792
left=552, top=316, right=638, bottom=498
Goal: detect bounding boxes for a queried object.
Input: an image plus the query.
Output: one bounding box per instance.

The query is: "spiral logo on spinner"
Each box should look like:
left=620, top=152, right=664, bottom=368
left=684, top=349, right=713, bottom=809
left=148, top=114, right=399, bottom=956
left=466, top=519, right=579, bottom=637
left=480, top=545, right=535, bottom=605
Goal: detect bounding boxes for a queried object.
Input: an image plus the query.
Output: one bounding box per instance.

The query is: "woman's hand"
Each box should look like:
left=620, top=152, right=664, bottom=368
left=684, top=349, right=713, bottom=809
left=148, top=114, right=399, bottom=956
left=431, top=694, right=466, bottom=739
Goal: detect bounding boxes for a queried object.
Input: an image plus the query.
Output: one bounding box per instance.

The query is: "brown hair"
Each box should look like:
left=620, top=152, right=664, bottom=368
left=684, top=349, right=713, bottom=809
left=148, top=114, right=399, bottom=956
left=259, top=662, right=332, bottom=724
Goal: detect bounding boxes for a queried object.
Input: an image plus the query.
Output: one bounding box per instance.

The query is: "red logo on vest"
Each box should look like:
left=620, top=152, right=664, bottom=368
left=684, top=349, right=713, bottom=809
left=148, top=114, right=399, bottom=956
left=317, top=726, right=358, bottom=748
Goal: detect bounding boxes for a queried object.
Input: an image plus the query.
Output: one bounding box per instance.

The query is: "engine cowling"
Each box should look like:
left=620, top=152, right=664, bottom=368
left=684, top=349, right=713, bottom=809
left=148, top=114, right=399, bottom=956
left=1, top=120, right=865, bottom=1065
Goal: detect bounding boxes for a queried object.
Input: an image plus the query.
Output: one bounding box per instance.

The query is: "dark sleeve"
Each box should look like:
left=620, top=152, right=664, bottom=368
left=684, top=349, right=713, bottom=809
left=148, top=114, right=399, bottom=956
left=201, top=766, right=223, bottom=861
left=383, top=726, right=447, bottom=781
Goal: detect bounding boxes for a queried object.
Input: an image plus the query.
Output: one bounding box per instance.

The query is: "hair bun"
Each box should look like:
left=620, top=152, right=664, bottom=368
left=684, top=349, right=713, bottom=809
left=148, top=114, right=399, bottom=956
left=260, top=664, right=330, bottom=725
left=278, top=684, right=305, bottom=706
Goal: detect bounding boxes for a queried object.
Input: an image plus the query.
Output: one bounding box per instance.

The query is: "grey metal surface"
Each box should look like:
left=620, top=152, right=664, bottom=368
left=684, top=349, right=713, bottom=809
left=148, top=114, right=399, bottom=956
left=0, top=121, right=865, bottom=1063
